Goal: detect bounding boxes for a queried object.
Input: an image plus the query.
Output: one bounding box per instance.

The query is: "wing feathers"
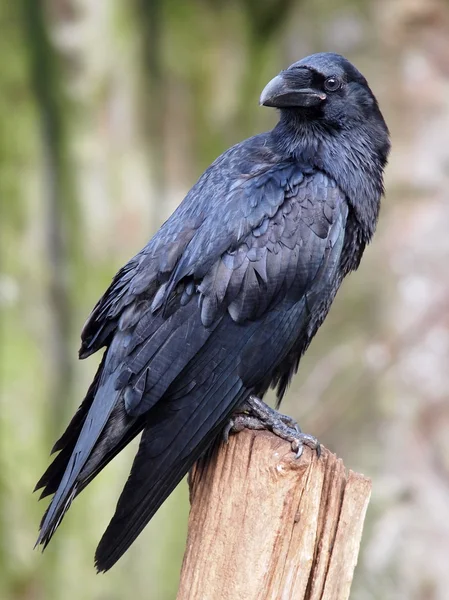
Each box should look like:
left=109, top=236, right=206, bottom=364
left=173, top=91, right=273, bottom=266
left=37, top=151, right=350, bottom=569
left=95, top=376, right=247, bottom=572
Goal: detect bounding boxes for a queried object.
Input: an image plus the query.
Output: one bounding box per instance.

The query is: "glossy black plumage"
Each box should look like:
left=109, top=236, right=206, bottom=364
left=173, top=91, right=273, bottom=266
left=35, top=52, right=390, bottom=571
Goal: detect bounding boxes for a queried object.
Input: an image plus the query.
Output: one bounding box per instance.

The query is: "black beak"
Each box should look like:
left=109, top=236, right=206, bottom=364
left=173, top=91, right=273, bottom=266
left=260, top=73, right=326, bottom=109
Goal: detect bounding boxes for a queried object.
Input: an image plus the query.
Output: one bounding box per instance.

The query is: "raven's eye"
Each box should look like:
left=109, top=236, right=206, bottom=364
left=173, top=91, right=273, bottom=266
left=324, top=77, right=341, bottom=92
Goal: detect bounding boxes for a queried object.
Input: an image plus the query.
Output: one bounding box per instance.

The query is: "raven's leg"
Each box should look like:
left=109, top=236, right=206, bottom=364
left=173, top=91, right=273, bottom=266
left=223, top=395, right=320, bottom=458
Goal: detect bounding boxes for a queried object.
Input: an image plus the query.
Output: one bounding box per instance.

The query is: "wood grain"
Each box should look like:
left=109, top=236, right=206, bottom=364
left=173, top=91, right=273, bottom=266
left=177, top=429, right=371, bottom=600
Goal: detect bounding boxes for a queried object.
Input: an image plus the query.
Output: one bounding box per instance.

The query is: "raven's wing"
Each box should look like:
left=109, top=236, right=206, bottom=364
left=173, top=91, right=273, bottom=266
left=36, top=146, right=348, bottom=569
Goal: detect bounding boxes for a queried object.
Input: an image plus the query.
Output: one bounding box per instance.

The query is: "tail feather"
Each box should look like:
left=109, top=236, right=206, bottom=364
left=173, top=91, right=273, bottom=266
left=94, top=315, right=266, bottom=570
left=36, top=372, right=119, bottom=548
left=37, top=485, right=79, bottom=550
left=95, top=380, right=247, bottom=572
left=34, top=356, right=107, bottom=498
left=36, top=308, right=268, bottom=565
left=36, top=447, right=76, bottom=500
left=52, top=354, right=106, bottom=454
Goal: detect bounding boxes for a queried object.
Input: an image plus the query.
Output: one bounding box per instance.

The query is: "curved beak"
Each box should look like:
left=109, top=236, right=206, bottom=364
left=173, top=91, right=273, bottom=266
left=260, top=73, right=326, bottom=108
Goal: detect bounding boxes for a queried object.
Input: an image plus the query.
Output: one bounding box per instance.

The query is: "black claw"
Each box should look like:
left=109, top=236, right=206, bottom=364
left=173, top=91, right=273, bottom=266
left=222, top=420, right=233, bottom=444
left=224, top=395, right=321, bottom=460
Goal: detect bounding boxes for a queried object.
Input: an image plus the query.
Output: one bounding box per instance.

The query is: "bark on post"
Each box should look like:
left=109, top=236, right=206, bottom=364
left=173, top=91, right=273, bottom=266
left=177, top=429, right=371, bottom=600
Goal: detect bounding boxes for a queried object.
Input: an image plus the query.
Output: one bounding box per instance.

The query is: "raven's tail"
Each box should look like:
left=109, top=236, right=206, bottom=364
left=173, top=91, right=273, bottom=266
left=36, top=308, right=259, bottom=565
left=35, top=338, right=144, bottom=549
left=94, top=373, right=247, bottom=572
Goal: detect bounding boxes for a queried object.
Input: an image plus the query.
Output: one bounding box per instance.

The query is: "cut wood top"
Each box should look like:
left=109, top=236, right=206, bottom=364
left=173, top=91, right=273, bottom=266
left=177, top=429, right=371, bottom=600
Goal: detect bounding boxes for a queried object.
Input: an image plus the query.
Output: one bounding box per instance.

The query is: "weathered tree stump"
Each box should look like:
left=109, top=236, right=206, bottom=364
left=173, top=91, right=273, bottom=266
left=177, top=428, right=371, bottom=600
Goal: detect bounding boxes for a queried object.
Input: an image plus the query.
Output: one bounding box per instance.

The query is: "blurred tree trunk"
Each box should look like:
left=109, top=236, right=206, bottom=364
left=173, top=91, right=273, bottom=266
left=21, top=0, right=78, bottom=433
left=134, top=0, right=167, bottom=227
left=237, top=0, right=297, bottom=132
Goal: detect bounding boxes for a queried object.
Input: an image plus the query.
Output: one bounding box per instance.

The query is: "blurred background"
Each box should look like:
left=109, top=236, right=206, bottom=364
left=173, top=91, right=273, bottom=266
left=1, top=0, right=449, bottom=598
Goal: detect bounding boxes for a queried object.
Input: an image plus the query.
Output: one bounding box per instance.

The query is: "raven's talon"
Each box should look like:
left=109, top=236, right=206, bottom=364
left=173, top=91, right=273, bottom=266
left=222, top=413, right=265, bottom=443
left=280, top=414, right=302, bottom=432
left=291, top=433, right=321, bottom=459
left=246, top=395, right=301, bottom=432
left=226, top=395, right=321, bottom=460
left=222, top=419, right=233, bottom=444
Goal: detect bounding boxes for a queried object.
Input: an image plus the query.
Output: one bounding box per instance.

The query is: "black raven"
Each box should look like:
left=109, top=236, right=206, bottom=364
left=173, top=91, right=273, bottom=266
left=35, top=52, right=390, bottom=571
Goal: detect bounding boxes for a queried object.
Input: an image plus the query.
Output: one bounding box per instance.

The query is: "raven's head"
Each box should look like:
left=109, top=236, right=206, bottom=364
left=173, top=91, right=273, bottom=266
left=261, top=53, right=390, bottom=239
left=260, top=52, right=386, bottom=134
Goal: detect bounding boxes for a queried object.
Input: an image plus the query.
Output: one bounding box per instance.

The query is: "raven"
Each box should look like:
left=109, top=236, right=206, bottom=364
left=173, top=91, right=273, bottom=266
left=35, top=52, right=390, bottom=571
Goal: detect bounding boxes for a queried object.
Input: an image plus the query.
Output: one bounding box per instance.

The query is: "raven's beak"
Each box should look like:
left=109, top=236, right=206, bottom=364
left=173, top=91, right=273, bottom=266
left=260, top=73, right=326, bottom=108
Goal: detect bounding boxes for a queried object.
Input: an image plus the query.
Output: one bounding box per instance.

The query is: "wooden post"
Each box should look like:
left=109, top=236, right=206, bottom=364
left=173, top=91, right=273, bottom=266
left=177, top=429, right=371, bottom=600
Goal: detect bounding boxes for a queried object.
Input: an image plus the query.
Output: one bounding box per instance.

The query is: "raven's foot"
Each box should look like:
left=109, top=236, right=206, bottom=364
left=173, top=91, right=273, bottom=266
left=223, top=395, right=321, bottom=459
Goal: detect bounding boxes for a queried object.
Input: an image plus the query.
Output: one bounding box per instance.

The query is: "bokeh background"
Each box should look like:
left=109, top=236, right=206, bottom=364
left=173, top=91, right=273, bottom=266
left=2, top=0, right=449, bottom=598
